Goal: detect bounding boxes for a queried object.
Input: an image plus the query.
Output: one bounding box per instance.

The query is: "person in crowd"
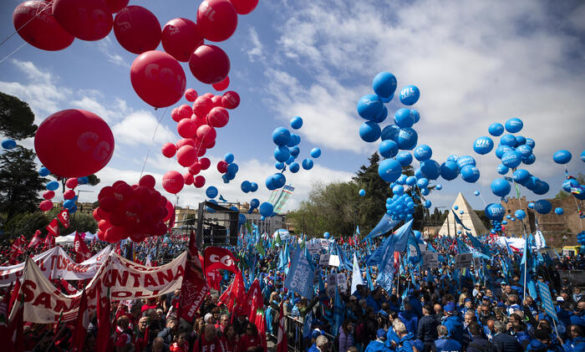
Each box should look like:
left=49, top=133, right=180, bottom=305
left=365, top=329, right=392, bottom=352
left=417, top=304, right=438, bottom=352
left=193, top=324, right=228, bottom=352
left=339, top=319, right=355, bottom=352
left=435, top=325, right=462, bottom=352
left=492, top=320, right=522, bottom=352
left=466, top=322, right=491, bottom=352
left=239, top=322, right=263, bottom=352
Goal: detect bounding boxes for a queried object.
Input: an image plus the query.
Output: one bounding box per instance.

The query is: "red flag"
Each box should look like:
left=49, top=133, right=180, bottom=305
left=46, top=218, right=60, bottom=236
left=246, top=279, right=263, bottom=323
left=59, top=279, right=78, bottom=295
left=178, top=231, right=209, bottom=323
left=218, top=271, right=247, bottom=316
left=0, top=283, right=11, bottom=348
left=276, top=302, right=288, bottom=352
left=57, top=209, right=70, bottom=229
left=43, top=233, right=55, bottom=250
left=96, top=286, right=111, bottom=352
left=203, top=246, right=239, bottom=274
left=254, top=306, right=267, bottom=351
left=9, top=296, right=24, bottom=352
left=9, top=238, right=24, bottom=263
left=74, top=232, right=91, bottom=262
left=71, top=289, right=88, bottom=352
left=27, top=230, right=42, bottom=250
left=8, top=280, right=21, bottom=315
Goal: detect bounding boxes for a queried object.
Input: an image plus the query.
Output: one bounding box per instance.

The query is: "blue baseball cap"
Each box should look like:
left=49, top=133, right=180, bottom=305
left=377, top=329, right=386, bottom=338
left=445, top=302, right=456, bottom=313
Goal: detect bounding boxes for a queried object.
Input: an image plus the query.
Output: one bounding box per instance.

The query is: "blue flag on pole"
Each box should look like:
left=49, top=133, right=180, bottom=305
left=284, top=248, right=315, bottom=299
left=452, top=210, right=471, bottom=231
left=377, top=220, right=413, bottom=292
left=351, top=253, right=364, bottom=294
left=363, top=214, right=400, bottom=241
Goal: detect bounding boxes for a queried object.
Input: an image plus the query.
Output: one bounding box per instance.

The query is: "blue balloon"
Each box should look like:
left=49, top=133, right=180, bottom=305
left=396, top=151, right=413, bottom=166
left=453, top=205, right=459, bottom=211
left=372, top=106, right=388, bottom=124
left=399, top=85, right=420, bottom=105
left=416, top=178, right=429, bottom=188
left=461, top=165, right=480, bottom=183
left=485, top=203, right=506, bottom=221
left=392, top=185, right=404, bottom=195
left=528, top=202, right=534, bottom=209
left=275, top=162, right=285, bottom=170
left=440, top=161, right=459, bottom=181
left=290, top=116, right=303, bottom=129
left=310, top=147, right=321, bottom=158
left=259, top=202, right=274, bottom=217
left=414, top=144, right=432, bottom=161
left=506, top=215, right=511, bottom=220
left=497, top=164, right=509, bottom=175
left=250, top=182, right=258, bottom=192
left=273, top=173, right=286, bottom=189
left=46, top=181, right=59, bottom=191
left=394, top=108, right=415, bottom=128
left=473, top=136, right=494, bottom=155
left=324, top=232, right=330, bottom=239
left=495, top=145, right=513, bottom=159
left=523, top=154, right=536, bottom=165
left=405, top=176, right=417, bottom=186
left=238, top=214, right=247, bottom=224
left=286, top=155, right=295, bottom=165
left=379, top=140, right=399, bottom=159
left=241, top=181, right=251, bottom=193
left=396, top=128, right=418, bottom=150
left=525, top=138, right=535, bottom=148
left=533, top=180, right=549, bottom=195
left=224, top=153, right=235, bottom=164
left=302, top=158, right=314, bottom=170
left=378, top=158, right=402, bottom=183
left=359, top=189, right=366, bottom=197
left=381, top=124, right=400, bottom=141
left=500, top=134, right=517, bottom=147
left=488, top=123, right=504, bottom=137
left=289, top=146, right=300, bottom=158
left=357, top=94, right=384, bottom=120
left=424, top=200, right=432, bottom=208
left=206, top=186, right=218, bottom=198
left=272, top=127, right=291, bottom=146
left=505, top=118, right=523, bottom=133
left=491, top=178, right=511, bottom=197
left=359, top=121, right=381, bottom=142
left=555, top=207, right=564, bottom=215
left=1, top=139, right=16, bottom=149
left=513, top=169, right=531, bottom=184
left=39, top=167, right=50, bottom=176
left=436, top=184, right=443, bottom=190
left=456, top=155, right=476, bottom=169
left=581, top=150, right=585, bottom=162
left=274, top=145, right=290, bottom=162
left=414, top=168, right=424, bottom=179
left=372, top=72, right=397, bottom=98
left=289, top=162, right=300, bottom=173
left=553, top=150, right=572, bottom=164
left=474, top=190, right=480, bottom=196
left=410, top=109, right=420, bottom=124
left=250, top=198, right=260, bottom=209
left=420, top=160, right=440, bottom=180
left=64, top=199, right=75, bottom=209
left=397, top=174, right=408, bottom=184
left=515, top=209, right=526, bottom=220
left=516, top=144, right=532, bottom=158
left=534, top=200, right=552, bottom=214
left=515, top=136, right=526, bottom=145
left=265, top=175, right=277, bottom=190
left=227, top=163, right=239, bottom=175
left=77, top=176, right=88, bottom=184
left=501, top=150, right=522, bottom=169
left=287, top=133, right=301, bottom=147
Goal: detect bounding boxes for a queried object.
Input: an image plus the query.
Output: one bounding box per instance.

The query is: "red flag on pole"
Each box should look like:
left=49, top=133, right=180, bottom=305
left=178, top=231, right=209, bottom=323
left=57, top=209, right=70, bottom=229
left=96, top=286, right=111, bottom=352
left=203, top=246, right=239, bottom=274
left=74, top=232, right=91, bottom=262
left=71, top=289, right=88, bottom=352
left=276, top=302, right=288, bottom=352
left=8, top=294, right=24, bottom=352
left=27, top=230, right=42, bottom=250
left=9, top=238, right=24, bottom=263
left=46, top=218, right=60, bottom=236
left=43, top=233, right=55, bottom=251
left=246, top=279, right=263, bottom=323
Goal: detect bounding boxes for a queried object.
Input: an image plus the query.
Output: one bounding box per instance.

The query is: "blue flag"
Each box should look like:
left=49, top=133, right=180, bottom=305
left=452, top=210, right=471, bottom=231
left=377, top=220, right=413, bottom=292
left=284, top=248, right=315, bottom=299
left=333, top=285, right=344, bottom=336
left=351, top=254, right=364, bottom=294
left=363, top=214, right=400, bottom=241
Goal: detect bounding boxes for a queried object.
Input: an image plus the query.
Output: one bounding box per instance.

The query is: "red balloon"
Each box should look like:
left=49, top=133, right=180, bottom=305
left=177, top=104, right=193, bottom=120
left=183, top=172, right=194, bottom=185
left=105, top=225, right=125, bottom=242
left=171, top=108, right=181, bottom=122
left=217, top=160, right=228, bottom=173
left=199, top=157, right=211, bottom=170
left=196, top=124, right=216, bottom=145
left=211, top=95, right=222, bottom=106
left=139, top=174, right=156, bottom=188
left=177, top=119, right=197, bottom=138
left=176, top=138, right=196, bottom=149
left=197, top=146, right=207, bottom=157
left=35, top=109, right=114, bottom=178
left=39, top=200, right=53, bottom=211
left=65, top=177, right=78, bottom=188
left=207, top=107, right=229, bottom=128
left=130, top=50, right=186, bottom=108
left=52, top=0, right=113, bottom=41
left=92, top=208, right=101, bottom=220
left=63, top=189, right=76, bottom=199
left=162, top=170, right=184, bottom=194
left=98, top=219, right=112, bottom=232
left=162, top=18, right=204, bottom=62
left=221, top=91, right=240, bottom=109
left=163, top=200, right=174, bottom=222
left=176, top=145, right=197, bottom=167
left=197, top=0, right=238, bottom=42
left=113, top=6, right=161, bottom=54
left=98, top=186, right=114, bottom=200
left=228, top=0, right=258, bottom=15
left=185, top=89, right=198, bottom=102
left=212, top=76, right=230, bottom=91
left=43, top=190, right=55, bottom=200
left=161, top=143, right=177, bottom=158
left=193, top=95, right=214, bottom=118
left=13, top=1, right=74, bottom=51
left=194, top=175, right=206, bottom=188
left=189, top=45, right=230, bottom=84
left=105, top=0, right=128, bottom=13
left=205, top=139, right=216, bottom=149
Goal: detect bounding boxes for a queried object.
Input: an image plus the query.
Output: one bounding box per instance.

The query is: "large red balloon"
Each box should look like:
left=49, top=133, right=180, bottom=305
left=52, top=0, right=113, bottom=41
left=188, top=45, right=230, bottom=84
left=196, top=124, right=216, bottom=145
left=162, top=18, right=204, bottom=62
left=163, top=200, right=174, bottom=222
left=39, top=200, right=53, bottom=212
left=217, top=160, right=228, bottom=173
left=114, top=6, right=161, bottom=54
left=228, top=0, right=259, bottom=15
left=63, top=189, right=76, bottom=199
left=139, top=174, right=156, bottom=188
left=105, top=0, right=129, bottom=13
left=176, top=138, right=196, bottom=149
left=35, top=109, right=114, bottom=178
left=161, top=143, right=177, bottom=158
left=177, top=119, right=197, bottom=138
left=199, top=157, right=211, bottom=170
left=194, top=175, right=206, bottom=188
left=65, top=177, right=78, bottom=188
left=207, top=107, right=229, bottom=128
left=13, top=1, right=74, bottom=51
left=212, top=76, right=230, bottom=91
left=193, top=95, right=214, bottom=118
left=177, top=104, right=193, bottom=120
left=176, top=145, right=197, bottom=167
left=197, top=0, right=238, bottom=42
left=42, top=190, right=55, bottom=200
left=188, top=162, right=201, bottom=175
left=162, top=171, right=184, bottom=194
left=183, top=172, right=194, bottom=185
left=130, top=50, right=186, bottom=108
left=185, top=89, right=198, bottom=102
left=221, top=91, right=240, bottom=109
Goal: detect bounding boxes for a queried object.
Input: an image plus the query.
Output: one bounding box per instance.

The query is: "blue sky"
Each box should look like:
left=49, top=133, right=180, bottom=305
left=1, top=0, right=585, bottom=215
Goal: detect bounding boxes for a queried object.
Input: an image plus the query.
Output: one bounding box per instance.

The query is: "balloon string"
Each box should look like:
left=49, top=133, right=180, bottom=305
left=139, top=150, right=150, bottom=179
left=0, top=2, right=52, bottom=49
left=151, top=107, right=169, bottom=142
left=0, top=42, right=27, bottom=66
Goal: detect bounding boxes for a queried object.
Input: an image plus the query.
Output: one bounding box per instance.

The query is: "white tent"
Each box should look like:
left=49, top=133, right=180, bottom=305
left=272, top=228, right=290, bottom=240
left=55, top=231, right=97, bottom=244
left=438, top=192, right=488, bottom=237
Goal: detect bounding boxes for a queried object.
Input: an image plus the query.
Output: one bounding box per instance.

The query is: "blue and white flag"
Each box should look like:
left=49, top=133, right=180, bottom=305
left=363, top=214, right=400, bottom=241
left=377, top=220, right=413, bottom=292
left=284, top=248, right=315, bottom=299
left=351, top=253, right=364, bottom=294
left=537, top=281, right=558, bottom=322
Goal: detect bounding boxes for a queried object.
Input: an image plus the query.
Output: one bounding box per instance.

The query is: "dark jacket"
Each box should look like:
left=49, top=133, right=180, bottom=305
left=467, top=335, right=492, bottom=352
left=492, top=332, right=522, bottom=352
left=417, top=315, right=439, bottom=344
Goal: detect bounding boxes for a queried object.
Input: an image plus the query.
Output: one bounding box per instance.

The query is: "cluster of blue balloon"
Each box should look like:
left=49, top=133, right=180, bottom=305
left=221, top=153, right=239, bottom=184
left=39, top=165, right=89, bottom=214
left=240, top=180, right=258, bottom=193
left=1, top=138, right=17, bottom=150
left=554, top=150, right=585, bottom=201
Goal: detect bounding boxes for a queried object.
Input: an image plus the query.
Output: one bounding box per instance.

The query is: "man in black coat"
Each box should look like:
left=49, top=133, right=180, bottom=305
left=492, top=321, right=522, bottom=352
left=417, top=305, right=438, bottom=352
left=467, top=322, right=491, bottom=352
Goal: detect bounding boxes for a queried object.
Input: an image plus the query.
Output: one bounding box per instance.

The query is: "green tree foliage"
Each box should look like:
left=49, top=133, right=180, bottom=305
left=0, top=92, right=37, bottom=139
left=3, top=211, right=49, bottom=238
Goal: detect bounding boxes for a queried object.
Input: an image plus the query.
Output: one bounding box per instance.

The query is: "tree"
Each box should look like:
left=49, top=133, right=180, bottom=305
left=3, top=211, right=49, bottom=238
left=0, top=92, right=37, bottom=139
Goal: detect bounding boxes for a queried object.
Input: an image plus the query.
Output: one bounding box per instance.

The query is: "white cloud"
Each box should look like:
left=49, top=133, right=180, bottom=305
left=97, top=36, right=131, bottom=68
left=112, top=111, right=176, bottom=146
left=246, top=27, right=264, bottom=62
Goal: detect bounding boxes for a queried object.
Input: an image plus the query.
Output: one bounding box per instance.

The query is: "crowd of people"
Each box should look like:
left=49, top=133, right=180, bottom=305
left=1, top=231, right=585, bottom=352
